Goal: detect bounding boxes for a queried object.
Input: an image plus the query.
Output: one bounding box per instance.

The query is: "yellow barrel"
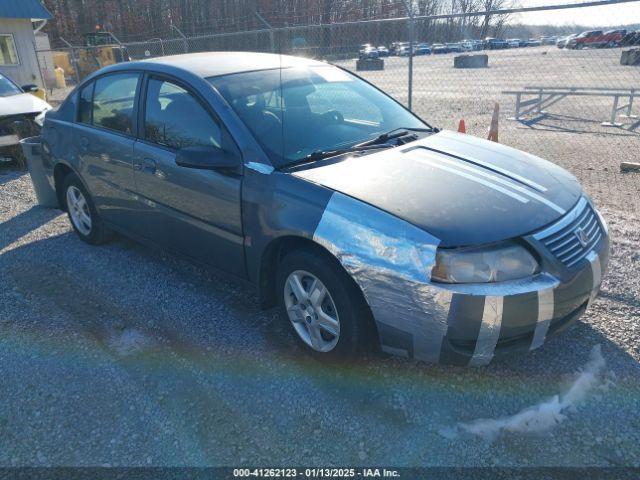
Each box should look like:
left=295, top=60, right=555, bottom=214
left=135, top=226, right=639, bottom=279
left=54, top=67, right=67, bottom=89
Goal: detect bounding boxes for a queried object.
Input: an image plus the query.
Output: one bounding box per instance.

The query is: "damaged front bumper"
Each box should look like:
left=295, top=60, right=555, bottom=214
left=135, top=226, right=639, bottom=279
left=313, top=192, right=609, bottom=366
left=391, top=198, right=609, bottom=366
left=0, top=113, right=42, bottom=162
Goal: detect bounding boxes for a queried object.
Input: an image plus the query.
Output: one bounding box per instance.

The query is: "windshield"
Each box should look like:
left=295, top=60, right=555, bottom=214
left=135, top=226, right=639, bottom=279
left=208, top=65, right=427, bottom=167
left=0, top=74, right=22, bottom=97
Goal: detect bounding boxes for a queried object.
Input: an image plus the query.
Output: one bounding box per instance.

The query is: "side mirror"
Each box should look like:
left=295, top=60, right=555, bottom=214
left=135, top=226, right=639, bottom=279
left=21, top=84, right=39, bottom=93
left=175, top=145, right=239, bottom=171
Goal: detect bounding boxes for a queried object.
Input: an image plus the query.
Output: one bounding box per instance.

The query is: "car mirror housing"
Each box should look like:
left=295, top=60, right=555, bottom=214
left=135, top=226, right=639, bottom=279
left=21, top=84, right=39, bottom=93
left=175, top=145, right=239, bottom=171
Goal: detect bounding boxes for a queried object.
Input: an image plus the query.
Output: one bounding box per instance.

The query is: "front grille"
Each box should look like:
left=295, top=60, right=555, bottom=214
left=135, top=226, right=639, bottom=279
left=534, top=198, right=604, bottom=268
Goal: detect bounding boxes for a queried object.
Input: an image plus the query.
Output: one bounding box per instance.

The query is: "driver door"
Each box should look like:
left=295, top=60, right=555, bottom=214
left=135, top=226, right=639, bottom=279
left=131, top=74, right=245, bottom=276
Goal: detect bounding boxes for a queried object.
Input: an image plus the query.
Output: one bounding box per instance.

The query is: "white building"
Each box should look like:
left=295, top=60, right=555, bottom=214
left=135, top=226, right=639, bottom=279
left=0, top=0, right=52, bottom=88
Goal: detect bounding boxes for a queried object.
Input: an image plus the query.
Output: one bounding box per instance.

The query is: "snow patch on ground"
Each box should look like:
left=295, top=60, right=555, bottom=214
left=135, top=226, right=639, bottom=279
left=440, top=345, right=607, bottom=441
left=107, top=328, right=155, bottom=357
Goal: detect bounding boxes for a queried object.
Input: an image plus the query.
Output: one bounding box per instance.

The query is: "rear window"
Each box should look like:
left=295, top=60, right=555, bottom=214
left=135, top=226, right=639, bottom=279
left=92, top=73, right=140, bottom=135
left=78, top=82, right=94, bottom=124
left=56, top=90, right=77, bottom=122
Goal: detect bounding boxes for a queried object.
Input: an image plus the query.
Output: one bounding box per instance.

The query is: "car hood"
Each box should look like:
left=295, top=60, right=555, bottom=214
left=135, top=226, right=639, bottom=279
left=0, top=93, right=51, bottom=118
left=291, top=130, right=582, bottom=247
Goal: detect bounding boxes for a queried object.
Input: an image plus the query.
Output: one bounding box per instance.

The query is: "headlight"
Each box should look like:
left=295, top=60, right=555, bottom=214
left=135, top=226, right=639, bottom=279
left=431, top=242, right=540, bottom=284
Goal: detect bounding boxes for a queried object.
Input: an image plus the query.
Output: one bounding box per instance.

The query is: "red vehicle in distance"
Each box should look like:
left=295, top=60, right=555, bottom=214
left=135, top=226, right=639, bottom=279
left=567, top=29, right=627, bottom=49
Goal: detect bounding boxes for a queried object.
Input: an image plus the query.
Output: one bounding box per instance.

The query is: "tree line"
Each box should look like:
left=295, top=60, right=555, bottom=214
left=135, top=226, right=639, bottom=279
left=42, top=0, right=518, bottom=47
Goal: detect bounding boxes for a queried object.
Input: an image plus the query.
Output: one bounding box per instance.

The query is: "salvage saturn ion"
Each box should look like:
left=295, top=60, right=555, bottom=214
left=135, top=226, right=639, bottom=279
left=40, top=52, right=609, bottom=365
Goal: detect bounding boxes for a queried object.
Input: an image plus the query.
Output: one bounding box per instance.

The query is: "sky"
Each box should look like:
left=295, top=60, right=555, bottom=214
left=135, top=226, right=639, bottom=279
left=512, top=0, right=640, bottom=27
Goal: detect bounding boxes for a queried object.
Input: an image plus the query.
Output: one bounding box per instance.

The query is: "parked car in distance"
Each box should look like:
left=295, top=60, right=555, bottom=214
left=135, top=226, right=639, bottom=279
left=527, top=38, right=542, bottom=47
left=506, top=38, right=521, bottom=48
left=41, top=52, right=610, bottom=366
left=602, top=29, right=627, bottom=47
left=567, top=30, right=601, bottom=49
left=540, top=36, right=558, bottom=46
left=397, top=44, right=411, bottom=56
left=566, top=30, right=625, bottom=49
left=621, top=30, right=640, bottom=46
left=461, top=39, right=483, bottom=51
left=432, top=43, right=448, bottom=54
left=484, top=38, right=509, bottom=49
left=359, top=45, right=379, bottom=59
left=376, top=46, right=389, bottom=57
left=446, top=43, right=463, bottom=53
left=0, top=73, right=52, bottom=163
left=389, top=41, right=407, bottom=55
left=556, top=34, right=578, bottom=49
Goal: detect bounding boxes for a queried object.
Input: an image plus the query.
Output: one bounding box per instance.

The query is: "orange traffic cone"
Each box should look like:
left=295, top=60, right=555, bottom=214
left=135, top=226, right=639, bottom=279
left=488, top=102, right=499, bottom=143
left=458, top=119, right=466, bottom=134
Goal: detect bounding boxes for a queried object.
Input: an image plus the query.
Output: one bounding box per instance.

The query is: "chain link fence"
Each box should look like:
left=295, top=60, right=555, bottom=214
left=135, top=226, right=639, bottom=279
left=33, top=0, right=640, bottom=216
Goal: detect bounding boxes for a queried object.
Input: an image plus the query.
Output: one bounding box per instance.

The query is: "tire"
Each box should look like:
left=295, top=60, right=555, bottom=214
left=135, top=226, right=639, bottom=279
left=62, top=172, right=112, bottom=245
left=277, top=247, right=374, bottom=362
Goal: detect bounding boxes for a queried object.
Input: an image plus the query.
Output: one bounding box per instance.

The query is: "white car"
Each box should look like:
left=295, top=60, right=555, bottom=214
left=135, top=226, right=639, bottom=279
left=0, top=73, right=51, bottom=161
left=507, top=38, right=521, bottom=48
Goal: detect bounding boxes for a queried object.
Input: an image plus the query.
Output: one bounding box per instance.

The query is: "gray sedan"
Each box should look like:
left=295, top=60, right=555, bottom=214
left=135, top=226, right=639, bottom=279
left=40, top=52, right=609, bottom=366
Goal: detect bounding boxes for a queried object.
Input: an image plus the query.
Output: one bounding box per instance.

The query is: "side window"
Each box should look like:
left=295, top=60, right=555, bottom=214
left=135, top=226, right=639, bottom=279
left=144, top=78, right=221, bottom=150
left=78, top=83, right=93, bottom=124
left=92, top=73, right=139, bottom=135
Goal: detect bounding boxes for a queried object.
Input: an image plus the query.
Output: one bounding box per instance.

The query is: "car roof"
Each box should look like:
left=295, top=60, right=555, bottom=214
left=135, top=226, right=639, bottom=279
left=137, top=51, right=326, bottom=78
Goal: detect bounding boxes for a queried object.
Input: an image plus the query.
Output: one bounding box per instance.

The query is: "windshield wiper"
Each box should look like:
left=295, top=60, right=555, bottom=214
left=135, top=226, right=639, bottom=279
left=354, top=127, right=435, bottom=148
left=280, top=127, right=437, bottom=170
left=281, top=144, right=390, bottom=170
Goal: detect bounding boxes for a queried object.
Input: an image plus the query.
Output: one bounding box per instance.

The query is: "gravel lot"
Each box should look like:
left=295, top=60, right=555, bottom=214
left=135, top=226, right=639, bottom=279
left=1, top=45, right=639, bottom=468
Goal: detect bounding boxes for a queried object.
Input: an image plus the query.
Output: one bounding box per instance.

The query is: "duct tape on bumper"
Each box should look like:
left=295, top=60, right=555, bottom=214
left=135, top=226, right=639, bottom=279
left=313, top=192, right=609, bottom=366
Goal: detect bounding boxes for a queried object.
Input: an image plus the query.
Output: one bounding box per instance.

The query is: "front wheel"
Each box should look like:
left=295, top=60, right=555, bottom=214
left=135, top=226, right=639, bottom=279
left=277, top=248, right=373, bottom=362
left=63, top=173, right=112, bottom=245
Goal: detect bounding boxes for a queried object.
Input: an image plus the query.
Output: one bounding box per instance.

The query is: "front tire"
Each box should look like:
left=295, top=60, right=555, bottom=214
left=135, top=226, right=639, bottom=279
left=277, top=248, right=373, bottom=362
left=63, top=173, right=111, bottom=245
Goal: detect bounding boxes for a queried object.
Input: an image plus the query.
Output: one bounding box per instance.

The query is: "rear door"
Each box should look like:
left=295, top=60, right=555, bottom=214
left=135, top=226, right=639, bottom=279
left=75, top=72, right=142, bottom=231
left=131, top=74, right=245, bottom=276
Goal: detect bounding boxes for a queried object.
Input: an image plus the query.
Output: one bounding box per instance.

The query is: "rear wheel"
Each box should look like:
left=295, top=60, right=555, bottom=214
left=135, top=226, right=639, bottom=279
left=63, top=173, right=112, bottom=245
left=277, top=248, right=373, bottom=362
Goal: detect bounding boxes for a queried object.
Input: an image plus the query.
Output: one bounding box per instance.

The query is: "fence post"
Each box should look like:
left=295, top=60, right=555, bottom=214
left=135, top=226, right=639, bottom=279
left=60, top=37, right=80, bottom=84
left=255, top=11, right=275, bottom=53
left=170, top=24, right=188, bottom=53
left=403, top=0, right=415, bottom=111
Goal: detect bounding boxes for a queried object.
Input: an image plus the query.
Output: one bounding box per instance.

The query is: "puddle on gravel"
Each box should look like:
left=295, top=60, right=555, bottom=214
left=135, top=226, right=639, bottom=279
left=439, top=345, right=608, bottom=441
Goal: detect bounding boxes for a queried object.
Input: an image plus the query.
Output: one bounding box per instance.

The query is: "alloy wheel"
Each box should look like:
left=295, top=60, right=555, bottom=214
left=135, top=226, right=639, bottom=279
left=66, top=186, right=92, bottom=236
left=284, top=270, right=340, bottom=352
